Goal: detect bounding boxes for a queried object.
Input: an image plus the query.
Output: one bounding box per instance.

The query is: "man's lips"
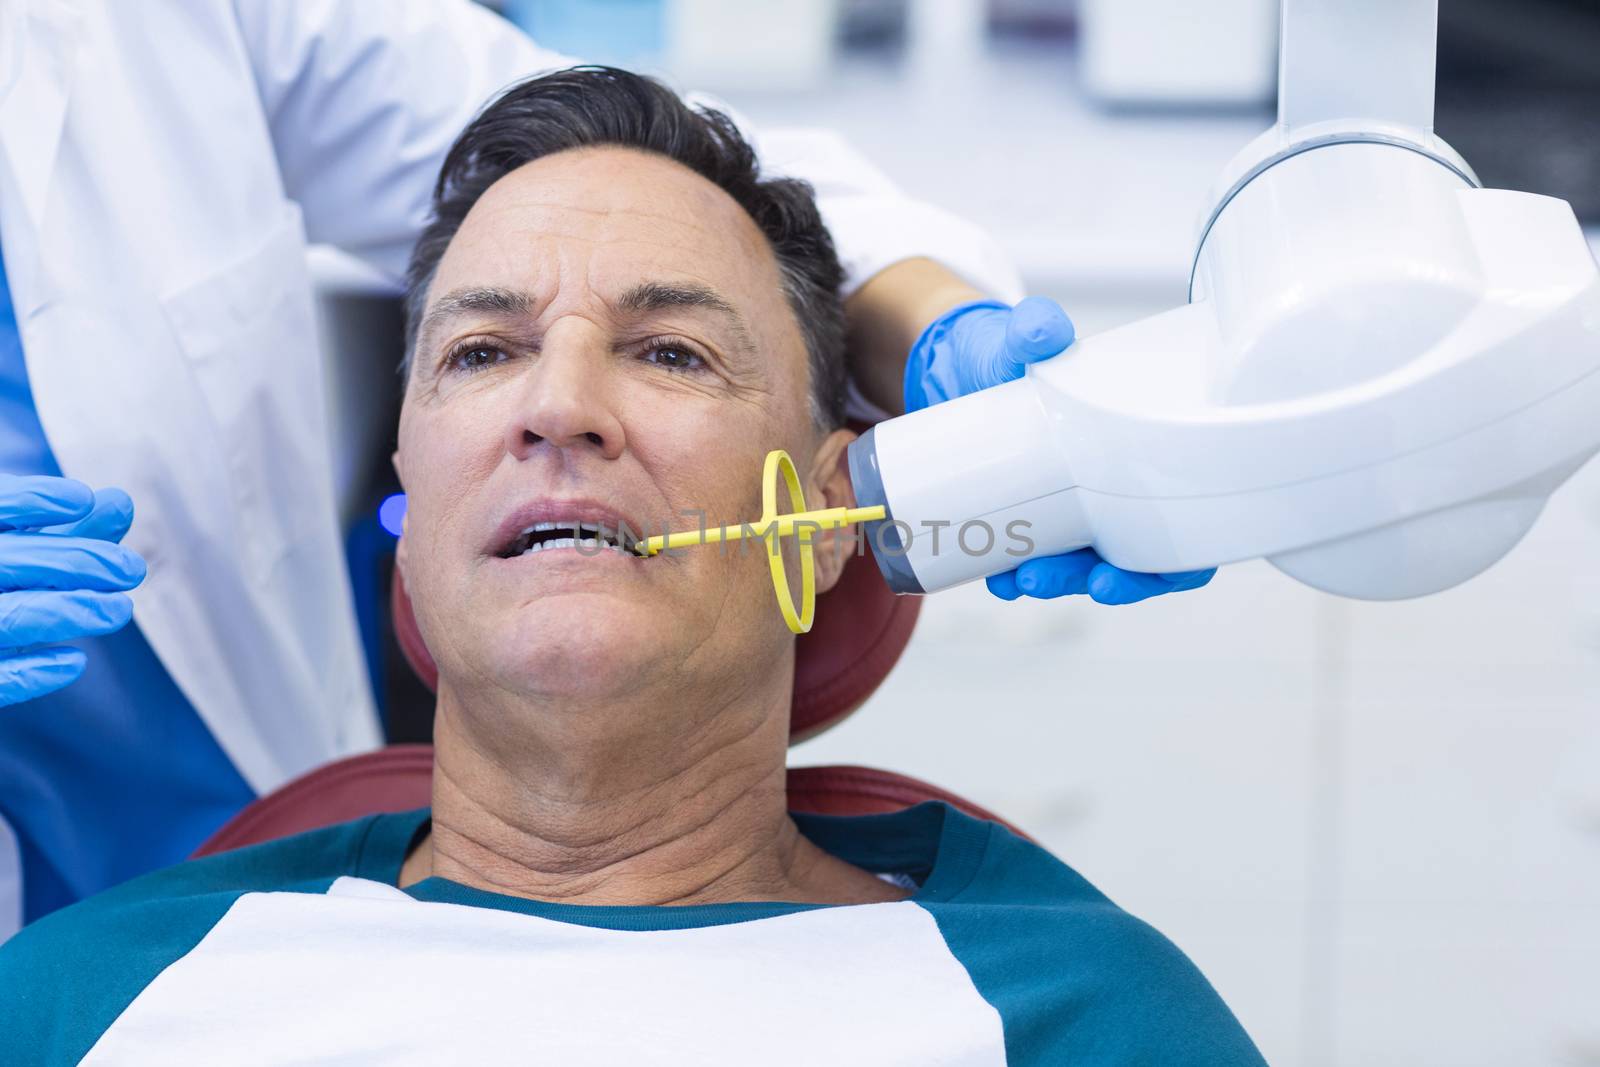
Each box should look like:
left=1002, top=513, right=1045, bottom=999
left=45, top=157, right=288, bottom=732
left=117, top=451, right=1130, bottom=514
left=488, top=499, right=651, bottom=559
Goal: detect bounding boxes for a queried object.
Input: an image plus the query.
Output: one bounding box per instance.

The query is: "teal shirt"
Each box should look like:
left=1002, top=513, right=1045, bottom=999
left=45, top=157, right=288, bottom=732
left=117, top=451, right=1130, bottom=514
left=0, top=802, right=1265, bottom=1065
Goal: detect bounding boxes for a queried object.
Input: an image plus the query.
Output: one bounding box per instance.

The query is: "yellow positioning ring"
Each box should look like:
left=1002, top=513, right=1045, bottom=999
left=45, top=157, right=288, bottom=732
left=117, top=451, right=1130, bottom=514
left=763, top=450, right=816, bottom=634
left=631, top=450, right=886, bottom=635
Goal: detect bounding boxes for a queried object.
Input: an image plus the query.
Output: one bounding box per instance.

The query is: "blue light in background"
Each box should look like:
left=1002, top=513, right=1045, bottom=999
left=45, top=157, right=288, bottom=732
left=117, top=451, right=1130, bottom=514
left=501, top=0, right=663, bottom=69
left=378, top=493, right=407, bottom=538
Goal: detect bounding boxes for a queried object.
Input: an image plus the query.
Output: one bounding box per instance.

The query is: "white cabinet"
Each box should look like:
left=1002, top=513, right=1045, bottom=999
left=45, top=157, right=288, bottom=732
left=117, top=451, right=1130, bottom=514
left=1321, top=461, right=1600, bottom=1066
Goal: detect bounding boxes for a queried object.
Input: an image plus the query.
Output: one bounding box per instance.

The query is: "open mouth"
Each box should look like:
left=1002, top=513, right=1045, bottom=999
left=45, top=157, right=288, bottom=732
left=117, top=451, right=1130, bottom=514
left=497, top=521, right=642, bottom=560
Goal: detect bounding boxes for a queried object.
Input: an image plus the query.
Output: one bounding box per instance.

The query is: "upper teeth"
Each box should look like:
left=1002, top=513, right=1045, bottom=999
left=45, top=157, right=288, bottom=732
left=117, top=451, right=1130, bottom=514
left=510, top=520, right=637, bottom=557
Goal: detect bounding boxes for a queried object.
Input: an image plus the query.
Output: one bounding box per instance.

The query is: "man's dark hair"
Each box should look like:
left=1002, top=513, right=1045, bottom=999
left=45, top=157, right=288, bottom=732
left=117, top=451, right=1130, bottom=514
left=404, top=66, right=847, bottom=428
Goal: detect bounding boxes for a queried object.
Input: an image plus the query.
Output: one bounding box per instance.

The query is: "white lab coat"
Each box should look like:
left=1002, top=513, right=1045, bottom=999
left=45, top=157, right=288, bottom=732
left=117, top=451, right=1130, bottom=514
left=0, top=0, right=1019, bottom=924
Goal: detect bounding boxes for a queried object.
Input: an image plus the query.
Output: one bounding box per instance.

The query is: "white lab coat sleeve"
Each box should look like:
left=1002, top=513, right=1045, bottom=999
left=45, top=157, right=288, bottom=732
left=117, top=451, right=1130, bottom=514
left=233, top=0, right=1022, bottom=302
left=230, top=0, right=576, bottom=283
left=743, top=120, right=1025, bottom=303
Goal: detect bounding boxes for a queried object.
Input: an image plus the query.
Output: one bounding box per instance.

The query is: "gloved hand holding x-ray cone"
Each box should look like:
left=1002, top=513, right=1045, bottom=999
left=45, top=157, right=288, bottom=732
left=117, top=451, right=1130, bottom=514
left=0, top=476, right=145, bottom=708
left=904, top=297, right=1217, bottom=606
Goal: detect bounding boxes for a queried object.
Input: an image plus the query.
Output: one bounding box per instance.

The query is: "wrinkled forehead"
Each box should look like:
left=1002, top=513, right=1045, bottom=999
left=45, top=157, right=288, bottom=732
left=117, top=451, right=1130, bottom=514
left=427, top=147, right=785, bottom=324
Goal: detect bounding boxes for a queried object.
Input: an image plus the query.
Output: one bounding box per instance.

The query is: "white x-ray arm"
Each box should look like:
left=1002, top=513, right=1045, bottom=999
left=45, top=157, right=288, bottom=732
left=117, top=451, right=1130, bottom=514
left=1278, top=0, right=1437, bottom=134
left=849, top=0, right=1600, bottom=600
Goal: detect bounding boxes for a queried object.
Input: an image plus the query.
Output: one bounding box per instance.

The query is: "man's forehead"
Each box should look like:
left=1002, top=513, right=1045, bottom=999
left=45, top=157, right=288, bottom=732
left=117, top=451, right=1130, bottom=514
left=460, top=147, right=762, bottom=254
left=432, top=148, right=778, bottom=312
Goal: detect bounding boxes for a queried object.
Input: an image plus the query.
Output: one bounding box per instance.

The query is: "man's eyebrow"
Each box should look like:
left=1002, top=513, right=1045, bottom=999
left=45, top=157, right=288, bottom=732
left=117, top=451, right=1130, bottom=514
left=416, top=282, right=757, bottom=354
left=417, top=287, right=534, bottom=349
left=617, top=281, right=755, bottom=352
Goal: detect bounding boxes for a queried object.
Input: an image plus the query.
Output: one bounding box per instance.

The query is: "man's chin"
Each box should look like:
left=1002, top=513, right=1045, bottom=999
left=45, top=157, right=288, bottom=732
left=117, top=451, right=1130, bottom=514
left=478, top=600, right=667, bottom=699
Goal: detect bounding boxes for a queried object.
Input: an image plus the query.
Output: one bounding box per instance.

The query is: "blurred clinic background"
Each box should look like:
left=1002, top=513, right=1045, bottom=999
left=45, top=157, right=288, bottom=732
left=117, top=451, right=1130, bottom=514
left=316, top=2, right=1600, bottom=1064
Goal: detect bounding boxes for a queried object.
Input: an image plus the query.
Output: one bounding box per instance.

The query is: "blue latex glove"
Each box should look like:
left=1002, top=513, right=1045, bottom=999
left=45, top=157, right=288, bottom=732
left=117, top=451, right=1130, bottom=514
left=904, top=297, right=1216, bottom=605
left=0, top=475, right=145, bottom=707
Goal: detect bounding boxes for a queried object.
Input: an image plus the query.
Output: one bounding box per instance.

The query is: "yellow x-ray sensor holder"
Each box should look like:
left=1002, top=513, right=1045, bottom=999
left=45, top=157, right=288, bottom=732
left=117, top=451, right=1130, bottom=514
left=635, top=450, right=886, bottom=634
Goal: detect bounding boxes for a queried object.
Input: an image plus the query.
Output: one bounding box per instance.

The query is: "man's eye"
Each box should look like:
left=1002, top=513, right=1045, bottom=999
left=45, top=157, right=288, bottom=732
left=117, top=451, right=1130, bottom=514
left=643, top=343, right=705, bottom=373
left=444, top=344, right=507, bottom=373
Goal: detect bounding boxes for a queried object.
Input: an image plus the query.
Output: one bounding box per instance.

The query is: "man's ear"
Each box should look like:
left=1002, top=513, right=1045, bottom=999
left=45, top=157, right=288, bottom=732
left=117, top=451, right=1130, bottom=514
left=806, top=428, right=859, bottom=596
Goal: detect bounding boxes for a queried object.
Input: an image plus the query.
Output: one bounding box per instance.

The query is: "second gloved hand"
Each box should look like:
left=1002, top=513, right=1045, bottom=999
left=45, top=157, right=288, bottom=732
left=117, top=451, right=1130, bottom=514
left=903, top=297, right=1216, bottom=606
left=902, top=296, right=1075, bottom=410
left=0, top=475, right=146, bottom=708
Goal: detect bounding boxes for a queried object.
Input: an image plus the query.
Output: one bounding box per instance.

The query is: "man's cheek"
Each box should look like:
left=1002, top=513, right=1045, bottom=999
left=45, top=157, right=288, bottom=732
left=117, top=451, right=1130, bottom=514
left=400, top=499, right=448, bottom=589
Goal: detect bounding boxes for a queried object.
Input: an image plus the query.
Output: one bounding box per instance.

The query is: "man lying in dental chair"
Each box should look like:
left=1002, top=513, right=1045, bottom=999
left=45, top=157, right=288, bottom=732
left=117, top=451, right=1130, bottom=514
left=0, top=69, right=1263, bottom=1066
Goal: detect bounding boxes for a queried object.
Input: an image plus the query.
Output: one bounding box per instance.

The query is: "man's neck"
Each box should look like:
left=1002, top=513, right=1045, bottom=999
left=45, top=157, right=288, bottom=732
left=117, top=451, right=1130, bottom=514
left=400, top=681, right=907, bottom=908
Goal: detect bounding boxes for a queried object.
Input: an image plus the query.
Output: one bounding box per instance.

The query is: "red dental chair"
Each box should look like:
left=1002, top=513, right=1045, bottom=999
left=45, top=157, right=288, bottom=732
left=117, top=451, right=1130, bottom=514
left=195, top=541, right=1027, bottom=858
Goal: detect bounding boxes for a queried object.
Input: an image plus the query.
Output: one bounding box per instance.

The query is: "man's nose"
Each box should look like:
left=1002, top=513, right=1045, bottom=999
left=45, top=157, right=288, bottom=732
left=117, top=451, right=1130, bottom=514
left=505, top=321, right=626, bottom=461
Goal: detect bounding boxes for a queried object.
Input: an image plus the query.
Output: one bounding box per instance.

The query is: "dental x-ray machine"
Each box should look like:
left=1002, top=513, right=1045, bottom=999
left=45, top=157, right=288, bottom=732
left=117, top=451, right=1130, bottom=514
left=849, top=0, right=1600, bottom=601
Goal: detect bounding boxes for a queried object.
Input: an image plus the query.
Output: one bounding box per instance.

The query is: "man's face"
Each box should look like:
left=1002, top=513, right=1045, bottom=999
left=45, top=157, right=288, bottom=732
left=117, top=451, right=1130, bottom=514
left=395, top=147, right=850, bottom=715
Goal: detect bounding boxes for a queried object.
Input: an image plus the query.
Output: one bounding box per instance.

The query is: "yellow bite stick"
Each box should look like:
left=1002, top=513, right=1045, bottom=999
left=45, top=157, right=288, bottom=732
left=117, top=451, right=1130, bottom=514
left=635, top=450, right=885, bottom=634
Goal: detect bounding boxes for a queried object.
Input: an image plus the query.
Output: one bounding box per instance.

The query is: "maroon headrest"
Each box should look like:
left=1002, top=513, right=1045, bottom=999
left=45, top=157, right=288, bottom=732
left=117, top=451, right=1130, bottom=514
left=391, top=535, right=919, bottom=744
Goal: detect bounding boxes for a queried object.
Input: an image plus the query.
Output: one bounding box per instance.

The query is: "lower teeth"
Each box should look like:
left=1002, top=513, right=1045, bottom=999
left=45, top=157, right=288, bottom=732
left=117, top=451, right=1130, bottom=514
left=521, top=537, right=629, bottom=556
